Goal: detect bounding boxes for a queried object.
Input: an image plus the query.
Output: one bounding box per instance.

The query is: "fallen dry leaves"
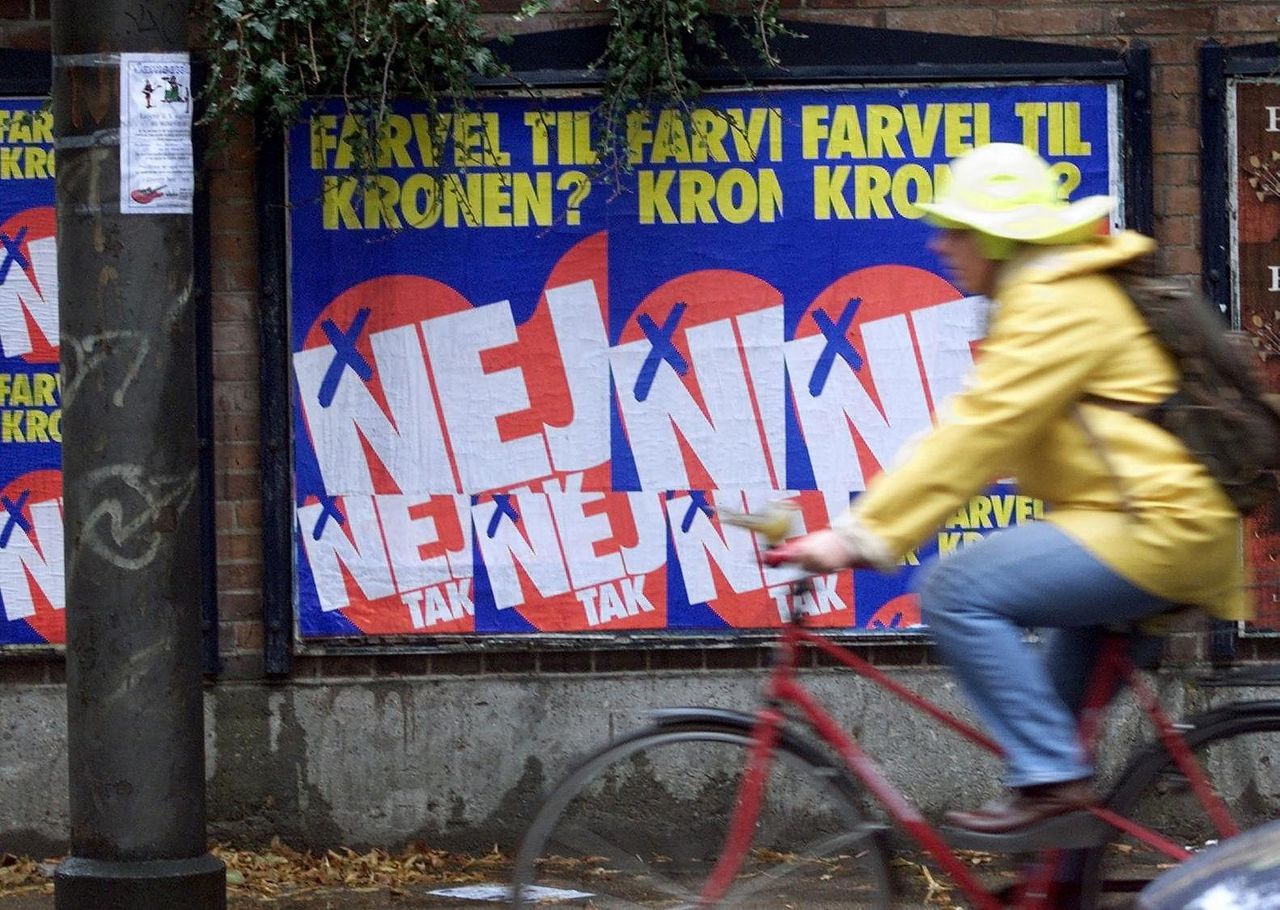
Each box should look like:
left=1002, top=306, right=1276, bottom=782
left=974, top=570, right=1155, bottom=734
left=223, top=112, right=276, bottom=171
left=2, top=841, right=1015, bottom=905
left=214, top=839, right=511, bottom=899
left=0, top=854, right=53, bottom=897
left=0, top=840, right=514, bottom=902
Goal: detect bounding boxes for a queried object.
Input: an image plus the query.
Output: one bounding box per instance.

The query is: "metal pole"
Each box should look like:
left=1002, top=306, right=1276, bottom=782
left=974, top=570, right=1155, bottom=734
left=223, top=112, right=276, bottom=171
left=52, top=0, right=224, bottom=906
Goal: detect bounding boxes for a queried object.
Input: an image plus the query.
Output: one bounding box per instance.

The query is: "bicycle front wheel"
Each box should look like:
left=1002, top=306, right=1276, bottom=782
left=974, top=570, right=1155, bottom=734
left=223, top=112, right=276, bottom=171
left=1078, top=701, right=1280, bottom=909
left=511, top=720, right=892, bottom=909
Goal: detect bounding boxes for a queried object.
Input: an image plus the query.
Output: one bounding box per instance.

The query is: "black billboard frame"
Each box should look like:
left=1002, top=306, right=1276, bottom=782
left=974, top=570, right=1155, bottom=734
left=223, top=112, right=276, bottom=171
left=257, top=21, right=1153, bottom=673
left=1200, top=39, right=1280, bottom=661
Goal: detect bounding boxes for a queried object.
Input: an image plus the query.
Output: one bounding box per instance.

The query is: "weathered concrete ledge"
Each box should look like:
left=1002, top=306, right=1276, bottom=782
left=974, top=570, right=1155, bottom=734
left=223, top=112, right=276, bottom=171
left=0, top=668, right=1269, bottom=855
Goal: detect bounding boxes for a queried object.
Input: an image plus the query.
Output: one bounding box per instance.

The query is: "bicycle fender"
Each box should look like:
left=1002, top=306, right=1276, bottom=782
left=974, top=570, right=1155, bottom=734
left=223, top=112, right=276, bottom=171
left=645, top=706, right=846, bottom=774
left=648, top=706, right=766, bottom=729
left=1178, top=699, right=1280, bottom=730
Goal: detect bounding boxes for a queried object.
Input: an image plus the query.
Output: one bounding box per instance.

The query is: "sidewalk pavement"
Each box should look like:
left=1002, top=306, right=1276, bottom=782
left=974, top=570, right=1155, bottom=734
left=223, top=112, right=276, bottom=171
left=0, top=883, right=948, bottom=909
left=2, top=890, right=480, bottom=909
left=0, top=892, right=944, bottom=909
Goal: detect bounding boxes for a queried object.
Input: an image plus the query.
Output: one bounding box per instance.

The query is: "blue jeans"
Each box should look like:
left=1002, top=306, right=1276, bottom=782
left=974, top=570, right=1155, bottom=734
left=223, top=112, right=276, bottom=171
left=917, top=521, right=1179, bottom=788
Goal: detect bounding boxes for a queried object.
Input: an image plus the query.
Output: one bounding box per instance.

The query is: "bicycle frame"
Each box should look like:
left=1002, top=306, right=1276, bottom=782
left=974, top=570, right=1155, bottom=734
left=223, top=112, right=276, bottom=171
left=699, top=602, right=1237, bottom=910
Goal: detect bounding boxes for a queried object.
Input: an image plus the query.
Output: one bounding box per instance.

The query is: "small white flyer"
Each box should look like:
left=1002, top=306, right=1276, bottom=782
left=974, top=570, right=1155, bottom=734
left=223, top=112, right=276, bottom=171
left=119, top=52, right=194, bottom=214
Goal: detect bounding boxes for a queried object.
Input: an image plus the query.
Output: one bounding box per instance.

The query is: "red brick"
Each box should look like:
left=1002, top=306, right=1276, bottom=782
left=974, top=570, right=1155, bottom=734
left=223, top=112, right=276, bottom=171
left=214, top=470, right=264, bottom=501
left=234, top=499, right=263, bottom=530
left=1156, top=184, right=1199, bottom=218
left=426, top=652, right=484, bottom=676
left=212, top=321, right=259, bottom=356
left=1151, top=125, right=1200, bottom=157
left=216, top=442, right=260, bottom=472
left=373, top=654, right=433, bottom=677
left=1160, top=245, right=1201, bottom=278
left=0, top=658, right=57, bottom=685
left=1215, top=7, right=1280, bottom=35
left=211, top=291, right=255, bottom=322
left=217, top=559, right=264, bottom=592
left=216, top=654, right=263, bottom=680
left=1162, top=630, right=1203, bottom=664
left=0, top=1, right=30, bottom=18
left=484, top=651, right=540, bottom=673
left=1154, top=64, right=1198, bottom=97
left=998, top=7, right=1105, bottom=38
left=1158, top=153, right=1198, bottom=187
left=1151, top=92, right=1194, bottom=127
left=209, top=168, right=253, bottom=203
left=1111, top=6, right=1213, bottom=36
left=232, top=621, right=264, bottom=652
left=1153, top=214, right=1194, bottom=246
left=593, top=649, right=649, bottom=672
left=886, top=9, right=998, bottom=35
left=538, top=650, right=594, bottom=673
left=703, top=647, right=763, bottom=670
left=214, top=411, right=259, bottom=443
left=0, top=21, right=49, bottom=49
left=213, top=380, right=259, bottom=415
left=1144, top=37, right=1199, bottom=68
left=213, top=351, right=261, bottom=383
left=209, top=230, right=255, bottom=266
left=778, top=8, right=884, bottom=27
left=211, top=259, right=259, bottom=294
left=868, top=643, right=930, bottom=666
left=217, top=590, right=262, bottom=622
left=209, top=202, right=257, bottom=234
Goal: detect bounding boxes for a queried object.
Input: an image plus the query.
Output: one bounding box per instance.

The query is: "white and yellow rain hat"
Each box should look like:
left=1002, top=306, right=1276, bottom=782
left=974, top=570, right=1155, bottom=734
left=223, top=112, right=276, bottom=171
left=918, top=142, right=1116, bottom=245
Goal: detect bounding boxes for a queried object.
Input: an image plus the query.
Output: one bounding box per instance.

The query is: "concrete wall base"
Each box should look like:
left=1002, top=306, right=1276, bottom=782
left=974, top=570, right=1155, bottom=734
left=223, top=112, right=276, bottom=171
left=0, top=668, right=1268, bottom=855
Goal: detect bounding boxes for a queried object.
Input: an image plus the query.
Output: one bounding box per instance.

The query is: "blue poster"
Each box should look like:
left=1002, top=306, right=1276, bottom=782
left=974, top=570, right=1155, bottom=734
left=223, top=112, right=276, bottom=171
left=286, top=83, right=1119, bottom=638
left=0, top=99, right=61, bottom=647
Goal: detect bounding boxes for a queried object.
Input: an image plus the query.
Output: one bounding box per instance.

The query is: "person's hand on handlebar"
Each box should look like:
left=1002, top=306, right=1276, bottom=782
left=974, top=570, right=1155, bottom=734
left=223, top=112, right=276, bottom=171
left=764, top=529, right=874, bottom=573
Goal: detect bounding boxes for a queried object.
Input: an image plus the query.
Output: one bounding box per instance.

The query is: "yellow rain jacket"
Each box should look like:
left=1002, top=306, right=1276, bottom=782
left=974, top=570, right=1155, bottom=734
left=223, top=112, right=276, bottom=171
left=837, top=231, right=1247, bottom=621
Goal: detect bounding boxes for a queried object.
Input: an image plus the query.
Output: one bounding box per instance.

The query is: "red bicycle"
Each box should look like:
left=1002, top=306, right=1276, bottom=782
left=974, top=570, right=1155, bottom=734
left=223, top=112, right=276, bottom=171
left=510, top=519, right=1280, bottom=908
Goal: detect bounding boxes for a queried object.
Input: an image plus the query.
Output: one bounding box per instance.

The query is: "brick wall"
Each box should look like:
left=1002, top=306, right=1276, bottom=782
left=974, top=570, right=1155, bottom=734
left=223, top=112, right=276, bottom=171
left=3, top=2, right=1279, bottom=684
left=0, top=0, right=47, bottom=50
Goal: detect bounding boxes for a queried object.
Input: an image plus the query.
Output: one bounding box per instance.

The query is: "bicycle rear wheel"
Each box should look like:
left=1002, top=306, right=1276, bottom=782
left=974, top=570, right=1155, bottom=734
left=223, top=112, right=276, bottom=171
left=1077, top=701, right=1280, bottom=909
left=511, top=720, right=892, bottom=909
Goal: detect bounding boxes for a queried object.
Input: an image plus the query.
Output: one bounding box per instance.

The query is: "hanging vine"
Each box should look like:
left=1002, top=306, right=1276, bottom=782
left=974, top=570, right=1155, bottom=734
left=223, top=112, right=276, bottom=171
left=199, top=0, right=788, bottom=174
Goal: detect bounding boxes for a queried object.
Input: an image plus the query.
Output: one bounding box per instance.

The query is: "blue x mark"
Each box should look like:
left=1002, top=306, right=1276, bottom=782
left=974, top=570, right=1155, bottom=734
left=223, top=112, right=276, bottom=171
left=310, top=493, right=345, bottom=540
left=0, top=490, right=31, bottom=548
left=680, top=491, right=714, bottom=533
left=486, top=494, right=520, bottom=538
left=633, top=303, right=689, bottom=402
left=808, top=298, right=864, bottom=397
left=0, top=227, right=30, bottom=285
left=318, top=308, right=374, bottom=407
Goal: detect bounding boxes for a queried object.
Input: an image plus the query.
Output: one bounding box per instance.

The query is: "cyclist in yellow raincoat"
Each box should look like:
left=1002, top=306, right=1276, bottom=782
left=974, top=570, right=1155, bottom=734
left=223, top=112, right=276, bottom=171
left=775, top=143, right=1245, bottom=834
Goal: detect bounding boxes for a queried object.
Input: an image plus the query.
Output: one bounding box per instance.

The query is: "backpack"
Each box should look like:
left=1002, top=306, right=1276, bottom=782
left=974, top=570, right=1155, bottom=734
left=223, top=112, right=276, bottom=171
left=1102, top=264, right=1280, bottom=517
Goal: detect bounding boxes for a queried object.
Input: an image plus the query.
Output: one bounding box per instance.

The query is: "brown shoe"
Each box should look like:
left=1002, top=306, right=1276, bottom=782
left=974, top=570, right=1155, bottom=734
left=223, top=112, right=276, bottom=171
left=944, top=779, right=1098, bottom=834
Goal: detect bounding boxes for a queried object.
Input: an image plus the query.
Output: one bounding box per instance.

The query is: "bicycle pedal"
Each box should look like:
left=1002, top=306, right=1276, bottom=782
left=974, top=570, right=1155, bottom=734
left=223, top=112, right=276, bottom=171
left=940, top=812, right=1109, bottom=852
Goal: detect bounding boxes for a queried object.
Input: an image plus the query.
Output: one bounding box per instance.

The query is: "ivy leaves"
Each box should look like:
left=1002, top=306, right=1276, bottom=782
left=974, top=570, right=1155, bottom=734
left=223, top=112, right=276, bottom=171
left=199, top=0, right=786, bottom=175
left=201, top=0, right=497, bottom=158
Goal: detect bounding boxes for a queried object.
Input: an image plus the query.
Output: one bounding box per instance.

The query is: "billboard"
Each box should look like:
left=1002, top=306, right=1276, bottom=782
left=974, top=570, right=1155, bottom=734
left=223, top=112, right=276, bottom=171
left=286, top=83, right=1120, bottom=639
left=0, top=98, right=61, bottom=647
left=1230, top=79, right=1280, bottom=627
